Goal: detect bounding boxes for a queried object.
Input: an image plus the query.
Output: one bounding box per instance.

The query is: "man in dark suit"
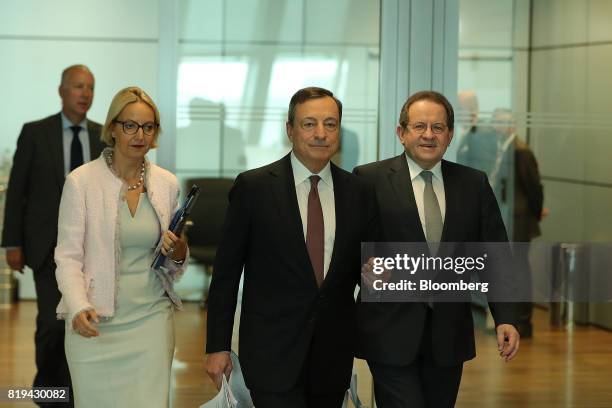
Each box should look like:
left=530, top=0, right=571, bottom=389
left=491, top=108, right=545, bottom=338
left=2, top=64, right=105, bottom=406
left=354, top=91, right=520, bottom=408
left=205, top=87, right=377, bottom=408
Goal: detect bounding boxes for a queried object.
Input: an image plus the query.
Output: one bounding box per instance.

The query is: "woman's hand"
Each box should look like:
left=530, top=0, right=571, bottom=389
left=72, top=309, right=100, bottom=338
left=161, top=231, right=187, bottom=262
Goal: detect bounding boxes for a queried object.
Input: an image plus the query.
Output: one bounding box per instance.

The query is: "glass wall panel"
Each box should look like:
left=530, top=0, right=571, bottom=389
left=457, top=0, right=516, bottom=230
left=457, top=0, right=612, bottom=334
left=176, top=0, right=380, bottom=184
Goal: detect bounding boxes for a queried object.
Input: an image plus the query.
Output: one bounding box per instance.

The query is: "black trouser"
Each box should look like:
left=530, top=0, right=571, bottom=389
left=250, top=342, right=346, bottom=408
left=368, top=308, right=463, bottom=408
left=32, top=257, right=73, bottom=407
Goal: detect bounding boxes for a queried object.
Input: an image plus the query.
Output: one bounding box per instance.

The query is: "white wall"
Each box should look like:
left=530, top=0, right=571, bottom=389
left=0, top=0, right=161, bottom=298
left=0, top=0, right=159, bottom=154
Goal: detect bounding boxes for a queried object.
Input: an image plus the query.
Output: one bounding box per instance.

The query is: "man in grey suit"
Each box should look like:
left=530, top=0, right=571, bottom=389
left=2, top=64, right=105, bottom=407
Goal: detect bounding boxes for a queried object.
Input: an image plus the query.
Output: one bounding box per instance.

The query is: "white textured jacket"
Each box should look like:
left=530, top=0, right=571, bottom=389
left=55, top=149, right=187, bottom=322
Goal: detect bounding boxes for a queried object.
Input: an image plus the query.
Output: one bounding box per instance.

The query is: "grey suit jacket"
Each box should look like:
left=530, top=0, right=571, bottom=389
left=2, top=112, right=105, bottom=270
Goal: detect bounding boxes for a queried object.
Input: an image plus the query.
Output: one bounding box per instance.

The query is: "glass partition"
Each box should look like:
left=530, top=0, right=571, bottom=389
left=176, top=0, right=380, bottom=183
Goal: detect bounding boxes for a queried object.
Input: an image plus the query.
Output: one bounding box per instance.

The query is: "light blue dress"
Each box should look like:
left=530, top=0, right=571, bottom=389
left=65, top=194, right=174, bottom=408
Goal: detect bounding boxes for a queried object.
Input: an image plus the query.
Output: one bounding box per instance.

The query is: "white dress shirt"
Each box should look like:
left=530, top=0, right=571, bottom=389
left=291, top=152, right=336, bottom=278
left=61, top=112, right=91, bottom=176
left=405, top=154, right=446, bottom=237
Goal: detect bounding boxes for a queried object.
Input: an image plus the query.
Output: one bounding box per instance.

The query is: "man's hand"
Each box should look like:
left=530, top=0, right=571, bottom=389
left=72, top=309, right=100, bottom=338
left=5, top=248, right=24, bottom=272
left=496, top=323, right=520, bottom=362
left=205, top=352, right=233, bottom=390
left=361, top=257, right=391, bottom=287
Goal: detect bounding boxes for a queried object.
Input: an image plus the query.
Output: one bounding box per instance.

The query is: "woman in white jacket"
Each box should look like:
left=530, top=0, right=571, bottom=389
left=55, top=86, right=188, bottom=407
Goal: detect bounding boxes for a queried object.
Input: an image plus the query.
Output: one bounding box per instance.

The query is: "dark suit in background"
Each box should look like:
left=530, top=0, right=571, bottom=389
left=513, top=137, right=543, bottom=243
left=2, top=112, right=103, bottom=403
left=513, top=136, right=544, bottom=337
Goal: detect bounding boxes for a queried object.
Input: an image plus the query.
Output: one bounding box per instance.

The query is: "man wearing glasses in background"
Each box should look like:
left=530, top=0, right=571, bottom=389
left=353, top=91, right=520, bottom=407
left=2, top=64, right=105, bottom=407
left=205, top=87, right=378, bottom=407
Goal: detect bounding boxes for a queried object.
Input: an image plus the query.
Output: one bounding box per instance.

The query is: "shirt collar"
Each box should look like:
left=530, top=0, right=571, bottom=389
left=405, top=153, right=443, bottom=182
left=290, top=151, right=333, bottom=189
left=61, top=112, right=88, bottom=130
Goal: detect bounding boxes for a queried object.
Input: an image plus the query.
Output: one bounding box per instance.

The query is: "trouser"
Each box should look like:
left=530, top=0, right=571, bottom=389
left=250, top=341, right=346, bottom=408
left=32, top=256, right=74, bottom=408
left=368, top=308, right=463, bottom=408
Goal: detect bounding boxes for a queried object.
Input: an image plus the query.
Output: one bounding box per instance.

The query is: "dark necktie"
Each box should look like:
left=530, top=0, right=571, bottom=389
left=70, top=126, right=84, bottom=171
left=306, top=175, right=324, bottom=287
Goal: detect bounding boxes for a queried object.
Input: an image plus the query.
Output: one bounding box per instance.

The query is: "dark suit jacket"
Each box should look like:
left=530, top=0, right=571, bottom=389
left=513, top=138, right=543, bottom=241
left=353, top=154, right=517, bottom=367
left=206, top=153, right=378, bottom=393
left=2, top=113, right=105, bottom=271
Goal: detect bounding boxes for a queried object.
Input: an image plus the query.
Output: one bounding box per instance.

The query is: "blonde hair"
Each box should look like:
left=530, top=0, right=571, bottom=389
left=101, top=86, right=161, bottom=147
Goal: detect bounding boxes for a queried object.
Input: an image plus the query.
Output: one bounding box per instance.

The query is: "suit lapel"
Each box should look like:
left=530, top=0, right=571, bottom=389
left=388, top=155, right=426, bottom=241
left=269, top=154, right=319, bottom=288
left=46, top=113, right=65, bottom=190
left=438, top=160, right=461, bottom=258
left=440, top=160, right=461, bottom=242
left=87, top=120, right=103, bottom=158
left=320, top=163, right=349, bottom=289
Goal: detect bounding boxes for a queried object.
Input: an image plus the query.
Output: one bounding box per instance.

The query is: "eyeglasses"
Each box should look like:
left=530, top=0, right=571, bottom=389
left=300, top=119, right=339, bottom=132
left=114, top=120, right=158, bottom=136
left=407, top=122, right=447, bottom=135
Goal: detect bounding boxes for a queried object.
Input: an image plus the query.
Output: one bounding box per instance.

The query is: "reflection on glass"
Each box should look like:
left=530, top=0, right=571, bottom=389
left=176, top=1, right=380, bottom=182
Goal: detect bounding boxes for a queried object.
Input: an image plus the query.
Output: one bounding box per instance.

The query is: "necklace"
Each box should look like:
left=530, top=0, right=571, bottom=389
left=107, top=150, right=145, bottom=191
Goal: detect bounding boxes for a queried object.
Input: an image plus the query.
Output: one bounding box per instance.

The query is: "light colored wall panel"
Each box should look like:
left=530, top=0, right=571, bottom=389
left=176, top=120, right=221, bottom=171
left=179, top=0, right=223, bottom=41
left=586, top=44, right=612, bottom=115
left=513, top=0, right=532, bottom=48
left=458, top=59, right=512, bottom=113
left=531, top=128, right=585, bottom=184
left=589, top=303, right=612, bottom=330
left=584, top=184, right=612, bottom=241
left=0, top=0, right=158, bottom=38
left=582, top=131, right=612, bottom=185
left=512, top=49, right=529, bottom=136
left=530, top=48, right=587, bottom=114
left=304, top=45, right=379, bottom=110
left=334, top=122, right=377, bottom=170
left=588, top=0, right=612, bottom=42
left=531, top=0, right=587, bottom=47
left=225, top=0, right=303, bottom=43
left=459, top=0, right=513, bottom=48
left=0, top=40, right=158, bottom=153
left=538, top=181, right=584, bottom=242
left=305, top=0, right=380, bottom=45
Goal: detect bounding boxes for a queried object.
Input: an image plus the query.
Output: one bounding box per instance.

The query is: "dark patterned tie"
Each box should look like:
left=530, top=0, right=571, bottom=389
left=70, top=126, right=84, bottom=171
left=306, top=175, right=324, bottom=287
